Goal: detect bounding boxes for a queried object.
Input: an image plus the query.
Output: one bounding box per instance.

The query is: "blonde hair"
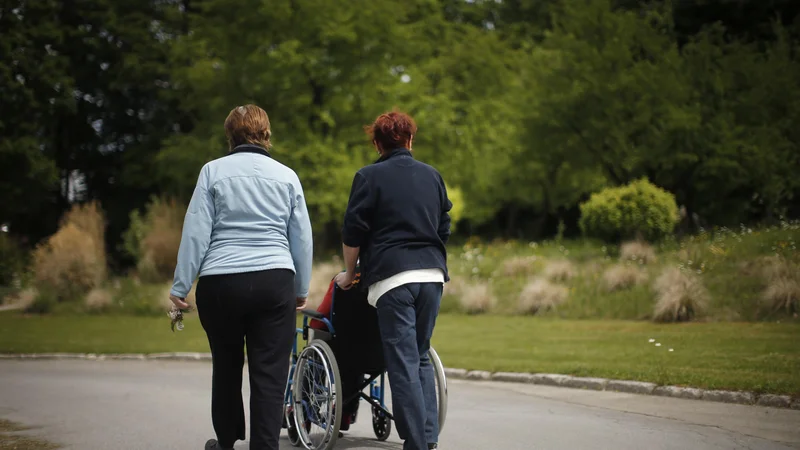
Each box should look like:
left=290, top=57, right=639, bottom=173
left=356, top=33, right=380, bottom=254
left=224, top=104, right=272, bottom=150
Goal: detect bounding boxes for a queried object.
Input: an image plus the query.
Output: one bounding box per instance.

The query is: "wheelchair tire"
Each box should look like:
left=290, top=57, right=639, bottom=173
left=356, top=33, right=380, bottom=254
left=285, top=357, right=301, bottom=447
left=293, top=340, right=342, bottom=450
left=285, top=406, right=301, bottom=447
left=430, top=347, right=448, bottom=433
left=372, top=405, right=392, bottom=441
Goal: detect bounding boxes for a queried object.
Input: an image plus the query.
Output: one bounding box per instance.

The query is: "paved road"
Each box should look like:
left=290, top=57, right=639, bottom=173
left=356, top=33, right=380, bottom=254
left=0, top=360, right=798, bottom=450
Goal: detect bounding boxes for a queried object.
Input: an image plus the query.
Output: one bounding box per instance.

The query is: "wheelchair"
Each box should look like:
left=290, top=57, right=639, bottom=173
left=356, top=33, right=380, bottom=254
left=283, top=275, right=448, bottom=450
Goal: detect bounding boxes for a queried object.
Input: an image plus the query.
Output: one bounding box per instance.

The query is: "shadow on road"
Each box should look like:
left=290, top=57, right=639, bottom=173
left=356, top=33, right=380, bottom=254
left=238, top=436, right=401, bottom=450
left=334, top=436, right=400, bottom=449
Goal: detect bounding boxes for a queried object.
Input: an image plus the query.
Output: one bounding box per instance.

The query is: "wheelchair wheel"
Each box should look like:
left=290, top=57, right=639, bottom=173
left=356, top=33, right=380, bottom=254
left=285, top=358, right=301, bottom=447
left=285, top=405, right=301, bottom=447
left=293, top=340, right=342, bottom=450
left=430, top=347, right=448, bottom=432
left=372, top=405, right=392, bottom=441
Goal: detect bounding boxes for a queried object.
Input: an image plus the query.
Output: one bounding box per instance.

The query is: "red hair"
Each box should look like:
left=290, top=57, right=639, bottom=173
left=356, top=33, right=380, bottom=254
left=366, top=111, right=417, bottom=150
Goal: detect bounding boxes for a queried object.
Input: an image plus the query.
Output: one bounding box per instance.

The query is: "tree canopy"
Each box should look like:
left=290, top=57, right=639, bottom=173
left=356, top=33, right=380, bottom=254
left=1, top=0, right=799, bottom=260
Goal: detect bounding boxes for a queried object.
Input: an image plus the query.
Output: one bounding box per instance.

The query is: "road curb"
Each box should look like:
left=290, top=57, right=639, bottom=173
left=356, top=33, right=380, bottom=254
left=450, top=369, right=796, bottom=410
left=756, top=394, right=792, bottom=408
left=606, top=380, right=656, bottom=395
left=2, top=353, right=798, bottom=409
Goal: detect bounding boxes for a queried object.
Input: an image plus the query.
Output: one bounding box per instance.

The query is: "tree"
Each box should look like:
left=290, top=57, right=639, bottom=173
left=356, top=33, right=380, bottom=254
left=0, top=0, right=186, bottom=254
left=158, top=0, right=530, bottom=241
left=654, top=24, right=800, bottom=224
left=0, top=1, right=67, bottom=241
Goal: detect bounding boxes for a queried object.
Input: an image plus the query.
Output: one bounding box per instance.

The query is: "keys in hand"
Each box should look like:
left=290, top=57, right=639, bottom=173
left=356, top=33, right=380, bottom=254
left=168, top=305, right=192, bottom=332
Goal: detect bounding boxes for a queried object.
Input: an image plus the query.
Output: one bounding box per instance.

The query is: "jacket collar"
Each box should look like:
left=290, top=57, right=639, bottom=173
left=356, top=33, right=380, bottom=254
left=375, top=148, right=412, bottom=164
left=230, top=144, right=271, bottom=158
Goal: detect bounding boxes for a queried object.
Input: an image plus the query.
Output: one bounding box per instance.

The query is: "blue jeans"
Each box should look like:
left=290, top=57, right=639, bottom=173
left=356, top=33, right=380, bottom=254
left=376, top=282, right=442, bottom=450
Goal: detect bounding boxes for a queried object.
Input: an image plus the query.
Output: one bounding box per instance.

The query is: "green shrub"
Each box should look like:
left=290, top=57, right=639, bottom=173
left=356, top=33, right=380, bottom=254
left=123, top=197, right=185, bottom=282
left=25, top=289, right=58, bottom=314
left=579, top=179, right=679, bottom=242
left=446, top=183, right=465, bottom=231
left=0, top=233, right=26, bottom=287
left=122, top=210, right=146, bottom=262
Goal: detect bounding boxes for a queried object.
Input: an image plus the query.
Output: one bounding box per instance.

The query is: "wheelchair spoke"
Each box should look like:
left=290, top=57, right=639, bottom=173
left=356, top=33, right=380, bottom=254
left=294, top=342, right=340, bottom=449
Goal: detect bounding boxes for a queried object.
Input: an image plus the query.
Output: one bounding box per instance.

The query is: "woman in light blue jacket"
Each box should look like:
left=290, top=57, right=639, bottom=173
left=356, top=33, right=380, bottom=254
left=169, top=104, right=312, bottom=450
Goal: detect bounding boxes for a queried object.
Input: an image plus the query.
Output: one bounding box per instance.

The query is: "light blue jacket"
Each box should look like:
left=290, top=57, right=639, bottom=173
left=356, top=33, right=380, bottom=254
left=170, top=144, right=313, bottom=299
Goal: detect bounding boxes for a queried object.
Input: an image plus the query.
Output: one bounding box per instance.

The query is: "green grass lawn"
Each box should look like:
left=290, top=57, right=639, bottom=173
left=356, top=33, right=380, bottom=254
left=444, top=225, right=800, bottom=320
left=1, top=311, right=797, bottom=396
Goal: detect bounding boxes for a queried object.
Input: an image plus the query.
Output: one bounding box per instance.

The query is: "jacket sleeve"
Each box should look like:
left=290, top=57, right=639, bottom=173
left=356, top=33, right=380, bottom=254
left=171, top=166, right=215, bottom=299
left=288, top=176, right=313, bottom=298
left=342, top=171, right=373, bottom=247
left=438, top=175, right=453, bottom=245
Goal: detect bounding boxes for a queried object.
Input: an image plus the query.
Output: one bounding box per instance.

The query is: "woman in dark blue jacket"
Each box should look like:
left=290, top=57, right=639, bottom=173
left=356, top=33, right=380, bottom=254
left=335, top=111, right=451, bottom=450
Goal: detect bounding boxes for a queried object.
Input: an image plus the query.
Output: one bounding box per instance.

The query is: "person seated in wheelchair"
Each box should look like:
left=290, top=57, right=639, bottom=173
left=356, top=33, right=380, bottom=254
left=308, top=269, right=384, bottom=433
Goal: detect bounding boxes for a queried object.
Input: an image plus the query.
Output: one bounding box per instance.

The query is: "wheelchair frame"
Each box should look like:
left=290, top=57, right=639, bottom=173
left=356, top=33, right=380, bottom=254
left=283, top=285, right=447, bottom=450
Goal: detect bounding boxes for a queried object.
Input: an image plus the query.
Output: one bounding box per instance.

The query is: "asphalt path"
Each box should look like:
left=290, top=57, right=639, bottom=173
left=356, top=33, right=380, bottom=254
left=0, top=360, right=798, bottom=449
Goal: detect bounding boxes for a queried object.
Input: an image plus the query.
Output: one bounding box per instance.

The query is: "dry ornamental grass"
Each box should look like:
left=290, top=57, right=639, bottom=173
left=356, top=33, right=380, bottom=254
left=759, top=256, right=800, bottom=314
left=653, top=268, right=709, bottom=322
left=518, top=278, right=568, bottom=315
left=603, top=264, right=648, bottom=292
left=32, top=224, right=105, bottom=298
left=620, top=240, right=657, bottom=264
left=443, top=275, right=467, bottom=298
left=501, top=256, right=539, bottom=276
left=137, top=199, right=185, bottom=282
left=459, top=282, right=496, bottom=314
left=32, top=203, right=108, bottom=300
left=85, top=288, right=113, bottom=311
left=543, top=260, right=575, bottom=282
left=763, top=278, right=800, bottom=314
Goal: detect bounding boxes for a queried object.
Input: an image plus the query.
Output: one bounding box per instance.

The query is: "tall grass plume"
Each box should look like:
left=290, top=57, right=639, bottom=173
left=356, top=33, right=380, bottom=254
left=501, top=256, right=539, bottom=277
left=759, top=256, right=799, bottom=315
left=653, top=268, right=709, bottom=322
left=125, top=198, right=185, bottom=282
left=518, top=279, right=568, bottom=315
left=620, top=240, right=657, bottom=264
left=543, top=260, right=575, bottom=282
left=459, top=282, right=496, bottom=314
left=603, top=264, right=648, bottom=292
left=443, top=275, right=468, bottom=298
left=85, top=288, right=113, bottom=311
left=32, top=203, right=107, bottom=300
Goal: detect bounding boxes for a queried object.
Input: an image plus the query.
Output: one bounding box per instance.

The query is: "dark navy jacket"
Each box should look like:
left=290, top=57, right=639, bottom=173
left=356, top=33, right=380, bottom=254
left=342, top=148, right=451, bottom=288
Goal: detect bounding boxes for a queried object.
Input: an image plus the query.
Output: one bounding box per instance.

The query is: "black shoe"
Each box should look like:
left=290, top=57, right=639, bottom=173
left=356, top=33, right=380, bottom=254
left=205, top=439, right=233, bottom=450
left=428, top=444, right=439, bottom=450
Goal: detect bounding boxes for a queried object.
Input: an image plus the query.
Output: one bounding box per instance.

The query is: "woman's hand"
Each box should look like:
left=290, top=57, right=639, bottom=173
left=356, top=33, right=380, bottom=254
left=296, top=297, right=308, bottom=310
left=169, top=294, right=190, bottom=310
left=334, top=271, right=356, bottom=290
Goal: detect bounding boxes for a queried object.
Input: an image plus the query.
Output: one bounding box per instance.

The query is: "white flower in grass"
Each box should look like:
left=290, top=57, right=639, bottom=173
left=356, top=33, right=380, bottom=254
left=655, top=343, right=662, bottom=347
left=648, top=338, right=655, bottom=343
left=669, top=348, right=674, bottom=352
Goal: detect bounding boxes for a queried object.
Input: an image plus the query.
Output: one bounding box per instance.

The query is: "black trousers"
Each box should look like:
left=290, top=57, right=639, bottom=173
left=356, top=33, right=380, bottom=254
left=196, top=269, right=295, bottom=450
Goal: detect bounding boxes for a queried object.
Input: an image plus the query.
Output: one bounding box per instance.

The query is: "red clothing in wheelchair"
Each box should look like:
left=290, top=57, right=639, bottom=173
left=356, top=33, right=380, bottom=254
left=310, top=279, right=335, bottom=330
